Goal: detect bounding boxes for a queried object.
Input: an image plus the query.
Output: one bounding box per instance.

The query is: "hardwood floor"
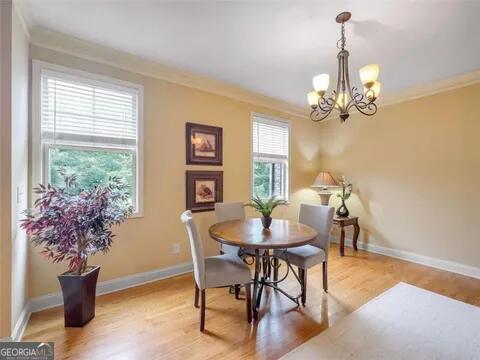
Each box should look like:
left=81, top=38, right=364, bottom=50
left=23, top=244, right=480, bottom=359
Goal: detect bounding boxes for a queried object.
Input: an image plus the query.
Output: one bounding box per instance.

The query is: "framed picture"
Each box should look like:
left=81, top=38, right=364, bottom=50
left=186, top=171, right=223, bottom=212
left=186, top=122, right=223, bottom=165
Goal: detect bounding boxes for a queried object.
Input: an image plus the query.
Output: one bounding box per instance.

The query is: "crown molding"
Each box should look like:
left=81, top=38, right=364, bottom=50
left=378, top=70, right=480, bottom=108
left=29, top=27, right=309, bottom=119
left=12, top=0, right=31, bottom=40
left=316, top=70, right=480, bottom=123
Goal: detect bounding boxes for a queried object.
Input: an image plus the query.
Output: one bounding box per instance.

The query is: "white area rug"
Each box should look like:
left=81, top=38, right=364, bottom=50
left=281, top=282, right=480, bottom=360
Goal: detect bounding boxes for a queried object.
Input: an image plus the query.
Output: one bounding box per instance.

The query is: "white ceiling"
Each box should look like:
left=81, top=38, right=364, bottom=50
left=17, top=0, right=480, bottom=107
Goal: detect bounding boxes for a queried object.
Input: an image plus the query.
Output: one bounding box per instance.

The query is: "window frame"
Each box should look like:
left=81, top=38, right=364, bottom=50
left=250, top=113, right=291, bottom=201
left=32, top=60, right=144, bottom=217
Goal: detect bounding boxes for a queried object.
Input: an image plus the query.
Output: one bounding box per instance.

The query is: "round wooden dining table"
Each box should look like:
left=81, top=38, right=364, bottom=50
left=209, top=218, right=318, bottom=319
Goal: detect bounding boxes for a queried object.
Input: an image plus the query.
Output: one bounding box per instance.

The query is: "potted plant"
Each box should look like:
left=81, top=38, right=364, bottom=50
left=336, top=176, right=352, bottom=217
left=21, top=171, right=132, bottom=327
left=244, top=195, right=288, bottom=229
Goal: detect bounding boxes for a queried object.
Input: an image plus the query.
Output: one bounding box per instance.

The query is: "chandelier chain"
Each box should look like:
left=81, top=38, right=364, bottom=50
left=337, top=22, right=346, bottom=50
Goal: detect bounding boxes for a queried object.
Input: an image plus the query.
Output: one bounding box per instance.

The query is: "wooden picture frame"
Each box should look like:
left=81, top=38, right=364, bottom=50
left=186, top=171, right=223, bottom=212
left=186, top=122, right=223, bottom=165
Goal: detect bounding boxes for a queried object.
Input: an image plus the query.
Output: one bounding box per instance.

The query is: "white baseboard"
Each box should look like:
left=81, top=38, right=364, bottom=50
left=29, top=261, right=193, bottom=314
left=331, top=237, right=480, bottom=279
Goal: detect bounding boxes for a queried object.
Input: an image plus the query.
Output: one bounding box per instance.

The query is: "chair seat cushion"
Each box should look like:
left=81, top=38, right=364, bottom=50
left=205, top=254, right=252, bottom=288
left=222, top=245, right=266, bottom=257
left=222, top=244, right=241, bottom=256
left=274, top=245, right=325, bottom=269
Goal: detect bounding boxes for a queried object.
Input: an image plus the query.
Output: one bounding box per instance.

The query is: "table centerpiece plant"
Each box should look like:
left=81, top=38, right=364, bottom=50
left=336, top=176, right=352, bottom=217
left=244, top=195, right=288, bottom=229
left=21, top=170, right=133, bottom=327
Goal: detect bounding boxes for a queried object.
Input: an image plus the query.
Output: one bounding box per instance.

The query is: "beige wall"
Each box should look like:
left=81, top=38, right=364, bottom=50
left=318, top=84, right=480, bottom=268
left=11, top=5, right=29, bottom=332
left=29, top=45, right=322, bottom=297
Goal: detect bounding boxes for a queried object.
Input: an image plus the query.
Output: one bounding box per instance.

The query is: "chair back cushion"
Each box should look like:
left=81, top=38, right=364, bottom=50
left=180, top=210, right=205, bottom=289
left=214, top=202, right=245, bottom=221
left=214, top=202, right=245, bottom=255
left=298, top=204, right=334, bottom=258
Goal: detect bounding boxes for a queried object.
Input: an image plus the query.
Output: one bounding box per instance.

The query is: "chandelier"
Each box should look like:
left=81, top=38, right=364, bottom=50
left=307, top=12, right=381, bottom=122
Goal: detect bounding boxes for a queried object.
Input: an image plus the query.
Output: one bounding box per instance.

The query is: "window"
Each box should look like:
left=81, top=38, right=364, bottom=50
left=252, top=114, right=290, bottom=200
left=32, top=61, right=143, bottom=215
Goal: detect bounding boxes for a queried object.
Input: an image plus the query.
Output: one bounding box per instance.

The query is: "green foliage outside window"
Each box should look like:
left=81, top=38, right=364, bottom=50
left=49, top=147, right=134, bottom=205
left=253, top=161, right=272, bottom=199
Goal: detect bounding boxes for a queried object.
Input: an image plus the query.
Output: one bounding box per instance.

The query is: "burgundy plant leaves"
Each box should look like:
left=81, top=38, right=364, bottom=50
left=21, top=172, right=133, bottom=274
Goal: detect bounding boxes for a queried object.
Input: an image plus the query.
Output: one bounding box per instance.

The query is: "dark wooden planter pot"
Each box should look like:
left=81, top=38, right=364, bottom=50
left=58, top=266, right=100, bottom=327
left=261, top=216, right=272, bottom=229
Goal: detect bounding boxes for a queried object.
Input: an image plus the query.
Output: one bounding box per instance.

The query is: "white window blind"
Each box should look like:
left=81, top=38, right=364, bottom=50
left=252, top=115, right=289, bottom=161
left=41, top=69, right=138, bottom=147
left=251, top=115, right=290, bottom=200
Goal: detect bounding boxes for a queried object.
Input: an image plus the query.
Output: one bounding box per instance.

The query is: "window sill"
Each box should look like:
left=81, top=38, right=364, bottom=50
left=129, top=211, right=144, bottom=219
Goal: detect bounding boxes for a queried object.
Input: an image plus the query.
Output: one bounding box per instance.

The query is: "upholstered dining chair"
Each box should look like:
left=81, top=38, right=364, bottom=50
left=180, top=210, right=252, bottom=331
left=273, top=204, right=334, bottom=305
left=215, top=202, right=268, bottom=281
left=214, top=202, right=245, bottom=256
left=214, top=202, right=246, bottom=299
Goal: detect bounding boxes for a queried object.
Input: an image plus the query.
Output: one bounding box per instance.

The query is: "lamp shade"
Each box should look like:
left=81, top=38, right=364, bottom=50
left=312, top=74, right=330, bottom=93
left=359, top=64, right=380, bottom=86
left=312, top=172, right=339, bottom=188
left=307, top=91, right=320, bottom=108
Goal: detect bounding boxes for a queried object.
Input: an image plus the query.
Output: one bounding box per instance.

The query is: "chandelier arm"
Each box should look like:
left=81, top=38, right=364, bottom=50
left=347, top=89, right=366, bottom=110
left=317, top=103, right=334, bottom=114
left=318, top=92, right=336, bottom=111
left=364, top=88, right=378, bottom=103
left=345, top=97, right=356, bottom=111
left=347, top=97, right=367, bottom=112
left=353, top=101, right=378, bottom=116
left=347, top=88, right=378, bottom=116
left=310, top=109, right=332, bottom=122
left=347, top=91, right=378, bottom=116
left=312, top=93, right=337, bottom=121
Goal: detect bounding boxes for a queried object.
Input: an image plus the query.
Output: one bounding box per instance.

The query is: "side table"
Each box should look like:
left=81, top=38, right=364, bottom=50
left=332, top=216, right=360, bottom=256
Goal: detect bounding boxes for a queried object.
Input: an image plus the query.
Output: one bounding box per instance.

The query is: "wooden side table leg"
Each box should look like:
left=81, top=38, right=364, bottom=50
left=353, top=223, right=360, bottom=251
left=340, top=227, right=345, bottom=256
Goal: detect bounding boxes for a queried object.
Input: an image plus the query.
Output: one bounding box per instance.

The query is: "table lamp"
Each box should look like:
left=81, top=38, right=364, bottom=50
left=312, top=171, right=339, bottom=205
